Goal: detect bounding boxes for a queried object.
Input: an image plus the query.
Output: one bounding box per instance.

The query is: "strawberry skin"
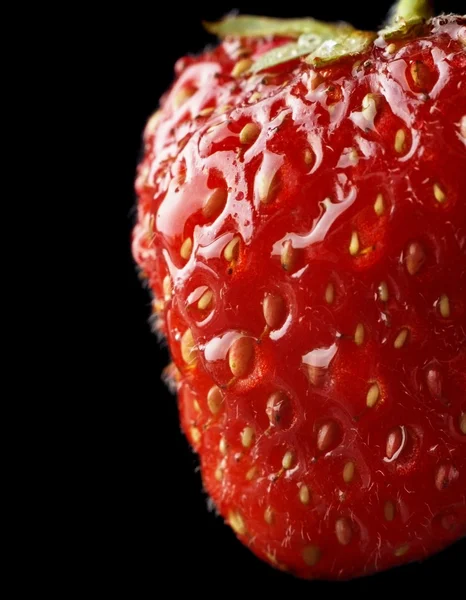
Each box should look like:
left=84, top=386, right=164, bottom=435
left=133, top=13, right=466, bottom=580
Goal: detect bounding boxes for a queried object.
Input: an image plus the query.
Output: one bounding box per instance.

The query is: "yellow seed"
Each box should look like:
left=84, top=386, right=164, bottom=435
left=304, top=148, right=313, bottom=165
left=203, top=188, right=227, bottom=219
left=146, top=214, right=155, bottom=241
left=349, top=231, right=360, bottom=256
left=257, top=171, right=280, bottom=205
left=374, top=193, right=385, bottom=216
left=460, top=413, right=466, bottom=435
left=394, top=544, right=409, bottom=557
left=174, top=87, right=195, bottom=108
left=460, top=116, right=466, bottom=139
left=198, top=289, right=213, bottom=311
left=193, top=400, right=201, bottom=413
left=263, top=294, right=286, bottom=330
left=215, top=466, right=224, bottom=481
left=281, top=240, right=297, bottom=271
left=218, top=104, right=232, bottom=114
left=266, top=391, right=289, bottom=427
left=360, top=245, right=375, bottom=256
left=394, top=328, right=409, bottom=349
left=299, top=484, right=310, bottom=505
left=405, top=241, right=425, bottom=275
left=191, top=427, right=201, bottom=444
left=264, top=506, right=274, bottom=524
left=317, top=421, right=340, bottom=452
left=224, top=236, right=240, bottom=262
left=362, top=92, right=377, bottom=111
left=153, top=299, right=164, bottom=314
left=410, top=61, right=431, bottom=88
left=207, top=386, right=223, bottom=415
left=384, top=501, right=395, bottom=521
left=232, top=58, right=253, bottom=78
left=335, top=518, right=353, bottom=546
left=394, top=129, right=406, bottom=153
left=306, top=365, right=325, bottom=387
left=378, top=281, right=389, bottom=302
left=163, top=275, right=172, bottom=300
left=439, top=294, right=450, bottom=318
left=229, top=337, right=254, bottom=378
left=180, top=237, right=193, bottom=260
left=343, top=461, right=355, bottom=483
left=387, top=43, right=396, bottom=54
left=229, top=511, right=246, bottom=535
left=181, top=329, right=196, bottom=364
left=246, top=466, right=258, bottom=481
left=282, top=450, right=295, bottom=470
left=433, top=183, right=446, bottom=203
left=386, top=427, right=404, bottom=460
left=241, top=426, right=255, bottom=448
left=219, top=437, right=228, bottom=455
left=249, top=91, right=262, bottom=103
left=144, top=110, right=161, bottom=138
left=302, top=545, right=321, bottom=567
left=366, top=383, right=380, bottom=408
left=354, top=323, right=365, bottom=346
left=239, top=122, right=260, bottom=145
left=199, top=107, right=215, bottom=117
left=325, top=283, right=335, bottom=304
left=348, top=148, right=359, bottom=164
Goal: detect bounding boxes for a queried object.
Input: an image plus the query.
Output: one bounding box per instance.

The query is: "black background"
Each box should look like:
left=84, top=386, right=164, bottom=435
left=115, top=1, right=465, bottom=593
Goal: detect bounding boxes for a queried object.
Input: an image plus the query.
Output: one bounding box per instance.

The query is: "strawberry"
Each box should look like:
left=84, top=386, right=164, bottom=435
left=132, top=0, right=466, bottom=580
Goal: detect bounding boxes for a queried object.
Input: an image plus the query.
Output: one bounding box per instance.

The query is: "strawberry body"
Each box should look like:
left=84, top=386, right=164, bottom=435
left=133, top=15, right=466, bottom=579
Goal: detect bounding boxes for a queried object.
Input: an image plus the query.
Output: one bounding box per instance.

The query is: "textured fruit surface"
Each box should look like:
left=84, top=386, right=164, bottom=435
left=133, top=14, right=466, bottom=580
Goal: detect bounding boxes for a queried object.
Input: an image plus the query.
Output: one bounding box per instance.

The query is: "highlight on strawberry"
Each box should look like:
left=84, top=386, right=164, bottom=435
left=132, top=0, right=466, bottom=580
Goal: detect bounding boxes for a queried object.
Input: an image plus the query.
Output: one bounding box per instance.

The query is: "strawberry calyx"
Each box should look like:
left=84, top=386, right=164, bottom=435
left=380, top=0, right=433, bottom=39
left=305, top=30, right=377, bottom=67
left=203, top=15, right=355, bottom=40
left=392, top=0, right=433, bottom=20
left=205, top=0, right=434, bottom=69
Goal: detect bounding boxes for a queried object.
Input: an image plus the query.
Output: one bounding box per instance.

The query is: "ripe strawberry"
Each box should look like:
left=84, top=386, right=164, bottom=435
left=132, top=0, right=466, bottom=580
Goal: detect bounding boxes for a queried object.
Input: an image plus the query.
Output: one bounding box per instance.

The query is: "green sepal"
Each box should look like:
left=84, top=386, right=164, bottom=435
left=305, top=31, right=376, bottom=67
left=205, top=2, right=434, bottom=70
left=379, top=18, right=426, bottom=40
left=203, top=15, right=353, bottom=40
left=379, top=0, right=433, bottom=39
left=250, top=34, right=321, bottom=73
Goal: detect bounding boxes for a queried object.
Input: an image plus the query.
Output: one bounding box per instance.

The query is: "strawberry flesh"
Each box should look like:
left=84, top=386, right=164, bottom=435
left=133, top=16, right=466, bottom=579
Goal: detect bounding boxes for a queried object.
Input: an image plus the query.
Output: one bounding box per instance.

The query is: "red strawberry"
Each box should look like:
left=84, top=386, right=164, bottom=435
left=133, top=0, right=466, bottom=580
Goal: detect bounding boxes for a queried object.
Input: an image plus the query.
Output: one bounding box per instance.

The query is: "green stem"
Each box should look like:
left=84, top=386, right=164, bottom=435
left=391, top=0, right=434, bottom=23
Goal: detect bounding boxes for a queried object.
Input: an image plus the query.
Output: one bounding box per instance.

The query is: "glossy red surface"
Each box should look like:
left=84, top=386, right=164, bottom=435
left=133, top=16, right=466, bottom=579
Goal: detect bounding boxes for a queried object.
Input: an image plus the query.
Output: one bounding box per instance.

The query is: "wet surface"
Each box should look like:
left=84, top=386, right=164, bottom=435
left=133, top=16, right=466, bottom=579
